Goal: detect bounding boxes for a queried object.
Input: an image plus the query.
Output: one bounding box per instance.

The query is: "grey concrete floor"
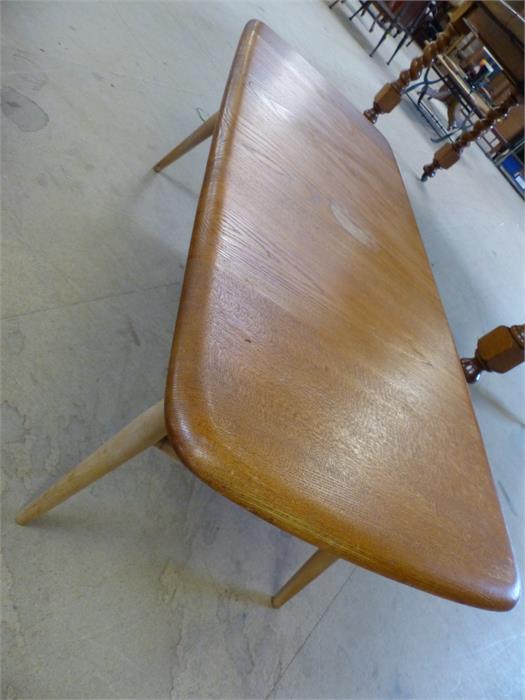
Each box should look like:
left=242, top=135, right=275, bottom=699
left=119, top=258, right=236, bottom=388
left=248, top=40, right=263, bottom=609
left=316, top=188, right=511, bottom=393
left=1, top=1, right=524, bottom=698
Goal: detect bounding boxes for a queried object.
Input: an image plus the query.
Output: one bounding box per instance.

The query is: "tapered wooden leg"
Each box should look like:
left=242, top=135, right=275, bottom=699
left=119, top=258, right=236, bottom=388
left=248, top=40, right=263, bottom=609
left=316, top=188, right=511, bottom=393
left=15, top=401, right=166, bottom=526
left=271, top=548, right=338, bottom=608
left=153, top=112, right=219, bottom=172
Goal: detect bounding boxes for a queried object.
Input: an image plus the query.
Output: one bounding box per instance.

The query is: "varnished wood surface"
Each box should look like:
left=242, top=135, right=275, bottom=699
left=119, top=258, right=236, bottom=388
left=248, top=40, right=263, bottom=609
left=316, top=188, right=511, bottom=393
left=165, top=20, right=519, bottom=611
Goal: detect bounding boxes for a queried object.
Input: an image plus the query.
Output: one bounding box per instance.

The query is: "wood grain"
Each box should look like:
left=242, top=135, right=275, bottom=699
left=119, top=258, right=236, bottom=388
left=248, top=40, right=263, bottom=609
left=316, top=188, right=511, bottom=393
left=164, top=20, right=519, bottom=611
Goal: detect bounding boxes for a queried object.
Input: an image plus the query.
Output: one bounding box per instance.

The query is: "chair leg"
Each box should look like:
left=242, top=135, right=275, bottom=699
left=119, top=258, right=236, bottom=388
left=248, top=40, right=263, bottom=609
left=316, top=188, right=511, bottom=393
left=348, top=1, right=369, bottom=22
left=153, top=112, right=219, bottom=172
left=15, top=401, right=166, bottom=526
left=386, top=31, right=409, bottom=65
left=271, top=548, right=338, bottom=608
left=369, top=20, right=395, bottom=57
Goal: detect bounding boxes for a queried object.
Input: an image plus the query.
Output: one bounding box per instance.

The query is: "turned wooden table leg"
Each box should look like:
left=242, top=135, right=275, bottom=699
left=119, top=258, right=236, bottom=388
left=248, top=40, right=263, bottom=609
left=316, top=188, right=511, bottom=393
left=153, top=112, right=219, bottom=172
left=363, top=22, right=458, bottom=124
left=16, top=401, right=166, bottom=525
left=421, top=95, right=518, bottom=181
left=461, top=324, right=525, bottom=384
left=271, top=548, right=338, bottom=608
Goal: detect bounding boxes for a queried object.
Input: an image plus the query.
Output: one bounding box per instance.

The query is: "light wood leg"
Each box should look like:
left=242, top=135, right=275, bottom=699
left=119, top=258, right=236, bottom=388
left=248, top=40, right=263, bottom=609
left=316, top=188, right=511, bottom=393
left=16, top=401, right=166, bottom=526
left=153, top=112, right=219, bottom=172
left=271, top=548, right=338, bottom=608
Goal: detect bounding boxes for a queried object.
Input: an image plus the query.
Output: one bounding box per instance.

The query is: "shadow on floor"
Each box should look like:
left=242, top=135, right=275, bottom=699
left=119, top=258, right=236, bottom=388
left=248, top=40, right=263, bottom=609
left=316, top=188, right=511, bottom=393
left=473, top=384, right=525, bottom=428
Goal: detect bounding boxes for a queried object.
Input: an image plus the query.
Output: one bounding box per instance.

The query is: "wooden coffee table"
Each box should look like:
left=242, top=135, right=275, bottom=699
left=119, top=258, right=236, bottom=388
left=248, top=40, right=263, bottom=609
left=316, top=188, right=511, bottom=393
left=16, top=21, right=519, bottom=611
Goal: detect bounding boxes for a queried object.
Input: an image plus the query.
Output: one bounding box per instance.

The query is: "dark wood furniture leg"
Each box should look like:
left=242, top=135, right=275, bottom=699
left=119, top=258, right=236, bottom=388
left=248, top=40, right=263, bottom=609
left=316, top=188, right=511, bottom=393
left=363, top=22, right=458, bottom=124
left=420, top=93, right=518, bottom=181
left=461, top=324, right=525, bottom=384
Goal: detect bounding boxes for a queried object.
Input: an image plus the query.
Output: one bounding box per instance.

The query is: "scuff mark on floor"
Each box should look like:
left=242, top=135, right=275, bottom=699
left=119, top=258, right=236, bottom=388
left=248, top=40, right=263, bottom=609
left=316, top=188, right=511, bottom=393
left=1, top=87, right=49, bottom=132
left=196, top=107, right=207, bottom=123
left=497, top=480, right=517, bottom=517
left=1, top=402, right=30, bottom=444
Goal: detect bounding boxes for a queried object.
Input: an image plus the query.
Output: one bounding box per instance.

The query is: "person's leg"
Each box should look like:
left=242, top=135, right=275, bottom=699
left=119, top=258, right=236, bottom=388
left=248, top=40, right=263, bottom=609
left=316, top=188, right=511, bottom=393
left=447, top=97, right=460, bottom=129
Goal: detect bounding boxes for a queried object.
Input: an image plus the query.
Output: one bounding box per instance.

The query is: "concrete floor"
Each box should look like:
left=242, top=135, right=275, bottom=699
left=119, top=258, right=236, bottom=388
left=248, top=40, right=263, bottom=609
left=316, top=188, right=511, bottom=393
left=2, top=1, right=524, bottom=698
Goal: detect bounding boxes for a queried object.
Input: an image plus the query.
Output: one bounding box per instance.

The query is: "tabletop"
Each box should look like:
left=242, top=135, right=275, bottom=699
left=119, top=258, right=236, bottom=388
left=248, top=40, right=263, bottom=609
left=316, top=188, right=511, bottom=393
left=165, top=20, right=518, bottom=611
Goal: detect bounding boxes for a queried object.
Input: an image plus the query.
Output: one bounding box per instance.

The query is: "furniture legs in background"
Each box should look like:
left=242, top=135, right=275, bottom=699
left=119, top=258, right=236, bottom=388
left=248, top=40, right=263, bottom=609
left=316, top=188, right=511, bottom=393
left=363, top=21, right=458, bottom=124
left=369, top=6, right=402, bottom=59
left=354, top=0, right=371, bottom=22
left=371, top=2, right=432, bottom=62
left=421, top=93, right=518, bottom=180
left=461, top=324, right=525, bottom=384
left=386, top=2, right=435, bottom=66
left=15, top=401, right=166, bottom=526
left=347, top=1, right=370, bottom=21
left=271, top=549, right=339, bottom=608
left=328, top=0, right=375, bottom=25
left=328, top=0, right=429, bottom=63
left=385, top=27, right=410, bottom=65
left=153, top=111, right=218, bottom=172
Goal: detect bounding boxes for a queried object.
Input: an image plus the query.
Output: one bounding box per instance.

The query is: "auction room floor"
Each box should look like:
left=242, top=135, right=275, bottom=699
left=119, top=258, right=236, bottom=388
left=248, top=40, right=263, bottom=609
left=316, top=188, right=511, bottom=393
left=2, top=1, right=524, bottom=698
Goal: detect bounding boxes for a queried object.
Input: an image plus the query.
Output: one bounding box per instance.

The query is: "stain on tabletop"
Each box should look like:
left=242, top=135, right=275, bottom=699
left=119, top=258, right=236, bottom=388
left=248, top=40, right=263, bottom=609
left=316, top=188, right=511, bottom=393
left=331, top=200, right=379, bottom=251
